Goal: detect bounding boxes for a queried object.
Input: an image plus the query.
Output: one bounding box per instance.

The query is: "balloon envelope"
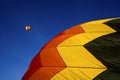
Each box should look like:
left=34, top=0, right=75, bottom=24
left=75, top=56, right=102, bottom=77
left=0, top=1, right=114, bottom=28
left=25, top=26, right=31, bottom=31
left=22, top=18, right=120, bottom=80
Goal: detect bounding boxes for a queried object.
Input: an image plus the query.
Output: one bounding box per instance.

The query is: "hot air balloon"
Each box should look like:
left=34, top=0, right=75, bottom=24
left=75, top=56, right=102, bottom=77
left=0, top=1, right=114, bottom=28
left=25, top=25, right=31, bottom=31
left=22, top=18, right=120, bottom=80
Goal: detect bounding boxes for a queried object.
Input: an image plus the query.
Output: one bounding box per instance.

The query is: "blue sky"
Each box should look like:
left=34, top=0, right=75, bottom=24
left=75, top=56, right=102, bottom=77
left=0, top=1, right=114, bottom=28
left=0, top=0, right=120, bottom=80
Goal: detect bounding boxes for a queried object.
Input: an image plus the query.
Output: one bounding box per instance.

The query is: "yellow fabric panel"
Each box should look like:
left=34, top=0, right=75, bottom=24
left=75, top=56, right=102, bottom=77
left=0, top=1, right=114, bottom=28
left=50, top=67, right=106, bottom=80
left=81, top=18, right=116, bottom=32
left=58, top=32, right=113, bottom=46
left=57, top=46, right=106, bottom=68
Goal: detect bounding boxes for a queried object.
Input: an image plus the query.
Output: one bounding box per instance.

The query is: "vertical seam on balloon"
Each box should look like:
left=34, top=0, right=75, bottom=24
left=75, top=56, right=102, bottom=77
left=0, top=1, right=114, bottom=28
left=56, top=47, right=67, bottom=67
left=48, top=47, right=66, bottom=80
left=48, top=67, right=66, bottom=80
left=44, top=43, right=68, bottom=79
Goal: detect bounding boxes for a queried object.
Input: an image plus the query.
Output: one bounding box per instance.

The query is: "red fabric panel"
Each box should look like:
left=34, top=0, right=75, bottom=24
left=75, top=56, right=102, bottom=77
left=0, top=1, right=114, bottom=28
left=22, top=53, right=42, bottom=80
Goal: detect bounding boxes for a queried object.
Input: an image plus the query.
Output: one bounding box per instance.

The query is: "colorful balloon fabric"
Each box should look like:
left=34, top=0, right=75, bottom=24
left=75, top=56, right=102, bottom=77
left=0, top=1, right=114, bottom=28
left=22, top=18, right=120, bottom=80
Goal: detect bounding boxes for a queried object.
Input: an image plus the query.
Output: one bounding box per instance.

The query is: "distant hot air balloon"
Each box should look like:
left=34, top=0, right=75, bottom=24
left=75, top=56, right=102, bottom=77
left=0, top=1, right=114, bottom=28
left=25, top=25, right=31, bottom=31
left=22, top=18, right=120, bottom=80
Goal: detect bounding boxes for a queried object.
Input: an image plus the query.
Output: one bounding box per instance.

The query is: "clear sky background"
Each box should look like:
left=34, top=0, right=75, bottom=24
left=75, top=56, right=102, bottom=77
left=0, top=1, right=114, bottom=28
left=0, top=0, right=120, bottom=80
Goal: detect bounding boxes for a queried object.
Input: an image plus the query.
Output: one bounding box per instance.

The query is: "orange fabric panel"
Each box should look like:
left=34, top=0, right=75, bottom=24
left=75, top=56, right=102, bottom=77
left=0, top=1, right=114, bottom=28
left=22, top=53, right=42, bottom=80
left=40, top=47, right=66, bottom=66
left=28, top=67, right=65, bottom=80
left=64, top=24, right=84, bottom=34
left=43, top=25, right=84, bottom=48
left=43, top=33, right=73, bottom=48
left=22, top=47, right=66, bottom=80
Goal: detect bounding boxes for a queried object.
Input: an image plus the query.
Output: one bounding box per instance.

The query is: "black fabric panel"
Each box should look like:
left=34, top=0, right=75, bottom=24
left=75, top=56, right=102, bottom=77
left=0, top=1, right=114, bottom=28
left=93, top=70, right=120, bottom=80
left=84, top=32, right=120, bottom=79
left=84, top=46, right=120, bottom=69
left=85, top=32, right=120, bottom=46
left=104, top=18, right=120, bottom=32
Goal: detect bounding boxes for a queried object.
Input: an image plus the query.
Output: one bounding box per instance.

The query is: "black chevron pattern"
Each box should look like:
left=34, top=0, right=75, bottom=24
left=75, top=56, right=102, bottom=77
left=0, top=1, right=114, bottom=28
left=84, top=18, right=120, bottom=80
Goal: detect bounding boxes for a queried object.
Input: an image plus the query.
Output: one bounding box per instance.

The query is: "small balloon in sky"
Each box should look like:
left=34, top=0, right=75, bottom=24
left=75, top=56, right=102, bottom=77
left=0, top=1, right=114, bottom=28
left=25, top=25, right=31, bottom=31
